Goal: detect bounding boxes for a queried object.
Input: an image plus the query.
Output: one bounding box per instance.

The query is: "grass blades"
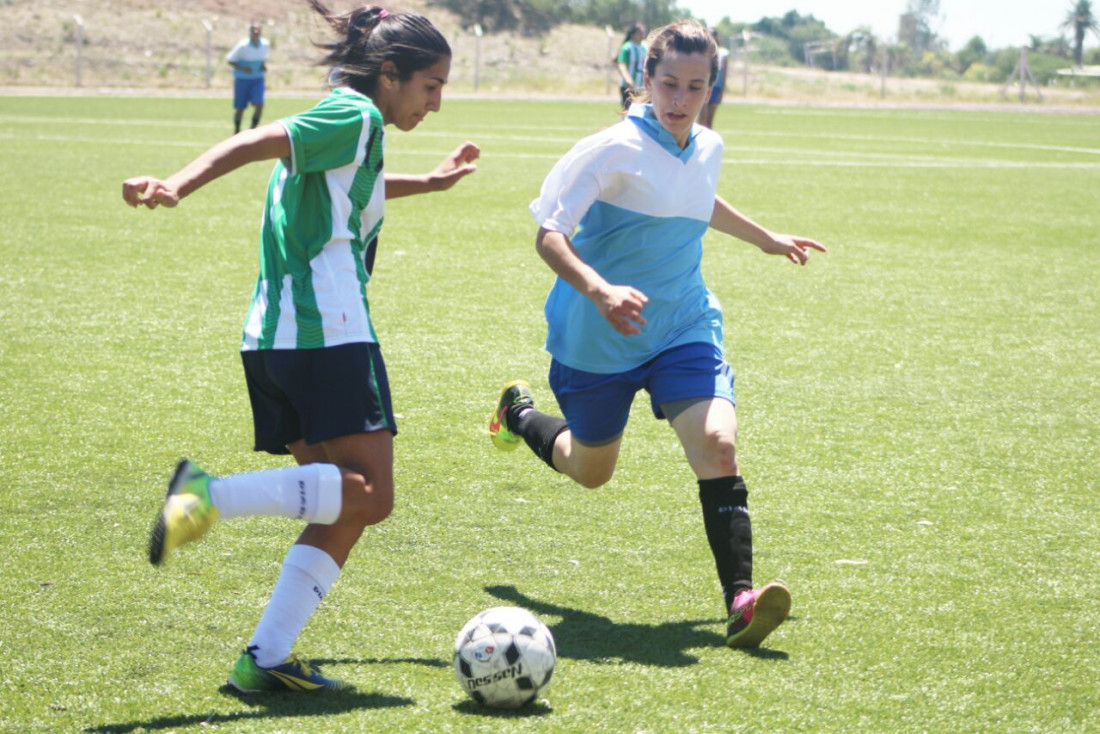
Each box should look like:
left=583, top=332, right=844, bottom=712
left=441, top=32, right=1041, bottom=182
left=0, top=95, right=1097, bottom=732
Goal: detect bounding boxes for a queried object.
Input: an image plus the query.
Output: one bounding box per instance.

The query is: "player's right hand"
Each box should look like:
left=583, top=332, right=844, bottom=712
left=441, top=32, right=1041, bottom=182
left=597, top=284, right=648, bottom=336
left=122, top=176, right=180, bottom=209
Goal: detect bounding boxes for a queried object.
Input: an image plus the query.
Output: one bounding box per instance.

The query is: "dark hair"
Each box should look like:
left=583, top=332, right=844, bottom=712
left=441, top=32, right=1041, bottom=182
left=621, top=22, right=646, bottom=45
left=643, top=21, right=719, bottom=88
left=306, top=1, right=451, bottom=96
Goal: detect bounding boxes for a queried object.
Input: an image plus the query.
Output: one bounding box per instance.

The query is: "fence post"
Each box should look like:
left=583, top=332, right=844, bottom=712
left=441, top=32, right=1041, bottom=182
left=202, top=19, right=213, bottom=88
left=740, top=30, right=750, bottom=96
left=473, top=24, right=483, bottom=93
left=605, top=26, right=614, bottom=95
left=73, top=14, right=84, bottom=87
left=880, top=45, right=889, bottom=99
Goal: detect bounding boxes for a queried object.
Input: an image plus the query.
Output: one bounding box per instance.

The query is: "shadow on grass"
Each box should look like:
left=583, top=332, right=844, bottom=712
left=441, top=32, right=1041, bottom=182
left=84, top=687, right=412, bottom=733
left=452, top=698, right=555, bottom=718
left=310, top=656, right=450, bottom=669
left=485, top=584, right=791, bottom=664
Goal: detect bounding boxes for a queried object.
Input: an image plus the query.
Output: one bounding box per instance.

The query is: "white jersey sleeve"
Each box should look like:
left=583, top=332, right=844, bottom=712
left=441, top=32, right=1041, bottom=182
left=226, top=40, right=246, bottom=64
left=529, top=132, right=620, bottom=236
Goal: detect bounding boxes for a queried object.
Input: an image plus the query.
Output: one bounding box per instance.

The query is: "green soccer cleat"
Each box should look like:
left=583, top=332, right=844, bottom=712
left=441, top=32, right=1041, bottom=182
left=228, top=647, right=352, bottom=693
left=488, top=380, right=535, bottom=451
left=726, top=581, right=791, bottom=649
left=148, top=459, right=219, bottom=566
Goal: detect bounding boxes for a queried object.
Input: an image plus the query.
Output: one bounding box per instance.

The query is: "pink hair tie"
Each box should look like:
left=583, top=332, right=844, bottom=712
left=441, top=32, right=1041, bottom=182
left=378, top=9, right=389, bottom=17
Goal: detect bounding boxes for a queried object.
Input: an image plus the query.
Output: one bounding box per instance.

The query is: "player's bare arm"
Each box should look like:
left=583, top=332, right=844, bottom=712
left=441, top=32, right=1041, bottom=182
left=709, top=195, right=827, bottom=266
left=123, top=124, right=290, bottom=209
left=535, top=227, right=648, bottom=336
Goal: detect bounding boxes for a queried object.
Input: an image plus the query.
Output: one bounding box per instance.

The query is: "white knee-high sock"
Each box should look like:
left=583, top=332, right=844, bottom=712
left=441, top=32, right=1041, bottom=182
left=209, top=464, right=342, bottom=524
left=248, top=544, right=342, bottom=668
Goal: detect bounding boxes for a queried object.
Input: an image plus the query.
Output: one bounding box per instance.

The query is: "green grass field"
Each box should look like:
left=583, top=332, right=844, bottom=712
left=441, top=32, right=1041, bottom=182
left=1, top=95, right=1098, bottom=732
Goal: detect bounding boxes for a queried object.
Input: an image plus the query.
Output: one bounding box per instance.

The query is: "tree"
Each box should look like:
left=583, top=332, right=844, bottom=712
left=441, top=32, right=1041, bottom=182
left=750, top=10, right=834, bottom=65
left=1061, top=0, right=1100, bottom=66
left=956, top=35, right=987, bottom=73
left=426, top=0, right=686, bottom=36
left=897, top=0, right=943, bottom=54
left=427, top=0, right=556, bottom=34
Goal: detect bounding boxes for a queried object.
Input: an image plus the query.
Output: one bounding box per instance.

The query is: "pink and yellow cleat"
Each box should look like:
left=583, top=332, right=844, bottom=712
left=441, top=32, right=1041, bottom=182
left=726, top=581, right=791, bottom=648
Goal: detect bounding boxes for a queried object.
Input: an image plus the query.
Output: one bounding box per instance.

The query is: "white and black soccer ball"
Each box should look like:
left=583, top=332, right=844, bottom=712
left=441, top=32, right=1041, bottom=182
left=453, top=606, right=556, bottom=708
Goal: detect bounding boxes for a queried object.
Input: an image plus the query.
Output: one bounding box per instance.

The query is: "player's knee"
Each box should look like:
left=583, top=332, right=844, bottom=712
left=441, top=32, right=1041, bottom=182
left=338, top=469, right=394, bottom=527
left=707, top=430, right=738, bottom=476
left=572, top=463, right=615, bottom=489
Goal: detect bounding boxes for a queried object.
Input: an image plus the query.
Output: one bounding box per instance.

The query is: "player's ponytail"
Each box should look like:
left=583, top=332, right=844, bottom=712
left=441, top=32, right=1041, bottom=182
left=306, top=1, right=450, bottom=97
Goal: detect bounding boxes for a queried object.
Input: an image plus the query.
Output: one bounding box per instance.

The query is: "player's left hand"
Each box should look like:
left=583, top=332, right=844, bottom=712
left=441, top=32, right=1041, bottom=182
left=429, top=141, right=481, bottom=191
left=122, top=176, right=180, bottom=209
left=761, top=234, right=827, bottom=265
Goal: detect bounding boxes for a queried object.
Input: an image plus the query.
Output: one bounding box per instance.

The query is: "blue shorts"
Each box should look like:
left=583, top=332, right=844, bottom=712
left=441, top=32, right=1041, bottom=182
left=240, top=342, right=397, bottom=455
left=708, top=74, right=725, bottom=104
left=549, top=342, right=735, bottom=444
left=233, top=77, right=265, bottom=110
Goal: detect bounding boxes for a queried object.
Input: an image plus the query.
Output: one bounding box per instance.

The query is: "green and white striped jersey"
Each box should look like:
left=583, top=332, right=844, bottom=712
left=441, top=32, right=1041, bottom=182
left=241, top=87, right=385, bottom=351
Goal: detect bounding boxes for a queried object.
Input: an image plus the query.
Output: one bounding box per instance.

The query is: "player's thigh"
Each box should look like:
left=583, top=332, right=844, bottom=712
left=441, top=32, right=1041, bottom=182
left=322, top=431, right=394, bottom=492
left=251, top=79, right=265, bottom=107
left=289, top=431, right=395, bottom=512
left=233, top=78, right=249, bottom=110
left=289, top=439, right=328, bottom=466
left=555, top=434, right=622, bottom=487
left=271, top=343, right=398, bottom=448
left=320, top=430, right=395, bottom=526
left=549, top=360, right=636, bottom=444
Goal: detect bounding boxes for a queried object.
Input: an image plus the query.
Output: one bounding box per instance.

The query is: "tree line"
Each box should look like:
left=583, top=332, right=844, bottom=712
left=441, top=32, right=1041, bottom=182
left=428, top=0, right=1100, bottom=86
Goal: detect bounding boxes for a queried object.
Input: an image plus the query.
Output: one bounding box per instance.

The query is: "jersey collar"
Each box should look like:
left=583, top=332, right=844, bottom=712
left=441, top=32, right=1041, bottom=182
left=627, top=103, right=696, bottom=162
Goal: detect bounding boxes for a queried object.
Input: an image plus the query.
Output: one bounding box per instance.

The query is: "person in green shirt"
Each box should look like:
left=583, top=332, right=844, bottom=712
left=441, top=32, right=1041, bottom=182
left=616, top=22, right=647, bottom=109
left=121, top=1, right=479, bottom=693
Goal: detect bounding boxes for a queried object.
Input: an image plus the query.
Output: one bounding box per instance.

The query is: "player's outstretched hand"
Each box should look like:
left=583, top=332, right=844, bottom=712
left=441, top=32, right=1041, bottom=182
left=760, top=233, right=827, bottom=265
left=122, top=176, right=181, bottom=209
left=429, top=141, right=481, bottom=191
left=597, top=284, right=648, bottom=336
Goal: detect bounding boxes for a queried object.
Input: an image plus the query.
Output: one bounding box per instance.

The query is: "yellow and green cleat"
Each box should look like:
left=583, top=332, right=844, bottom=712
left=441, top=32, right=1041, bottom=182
left=228, top=647, right=351, bottom=693
left=148, top=459, right=219, bottom=566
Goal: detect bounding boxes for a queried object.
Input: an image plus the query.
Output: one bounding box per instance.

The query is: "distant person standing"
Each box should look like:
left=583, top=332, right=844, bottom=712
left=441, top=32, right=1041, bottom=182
left=698, top=27, right=729, bottom=129
left=615, top=22, right=646, bottom=110
left=227, top=22, right=270, bottom=134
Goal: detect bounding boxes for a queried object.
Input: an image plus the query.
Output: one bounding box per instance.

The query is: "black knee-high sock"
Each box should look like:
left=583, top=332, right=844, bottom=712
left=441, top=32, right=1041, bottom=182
left=251, top=113, right=261, bottom=129
left=698, top=476, right=753, bottom=611
left=509, top=406, right=568, bottom=471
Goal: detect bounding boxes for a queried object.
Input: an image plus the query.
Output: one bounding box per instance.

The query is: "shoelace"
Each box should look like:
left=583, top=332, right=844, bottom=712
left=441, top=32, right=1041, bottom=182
left=284, top=654, right=316, bottom=677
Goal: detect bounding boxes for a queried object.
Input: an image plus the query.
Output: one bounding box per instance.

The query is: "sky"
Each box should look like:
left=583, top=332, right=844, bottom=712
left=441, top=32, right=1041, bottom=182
left=678, top=0, right=1098, bottom=51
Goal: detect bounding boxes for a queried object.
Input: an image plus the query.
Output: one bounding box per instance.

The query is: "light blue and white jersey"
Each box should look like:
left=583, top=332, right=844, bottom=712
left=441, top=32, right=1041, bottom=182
left=530, top=103, right=725, bottom=373
left=226, top=37, right=269, bottom=80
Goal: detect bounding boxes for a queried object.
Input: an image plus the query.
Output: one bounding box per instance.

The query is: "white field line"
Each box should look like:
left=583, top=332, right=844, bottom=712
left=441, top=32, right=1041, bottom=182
left=3, top=131, right=1099, bottom=169
left=414, top=128, right=1100, bottom=157
left=718, top=159, right=1100, bottom=168
left=720, top=128, right=1100, bottom=157
left=3, top=114, right=1100, bottom=157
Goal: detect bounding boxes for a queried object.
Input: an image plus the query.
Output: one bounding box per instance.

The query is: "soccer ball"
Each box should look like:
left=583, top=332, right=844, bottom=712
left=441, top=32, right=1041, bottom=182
left=453, top=606, right=556, bottom=708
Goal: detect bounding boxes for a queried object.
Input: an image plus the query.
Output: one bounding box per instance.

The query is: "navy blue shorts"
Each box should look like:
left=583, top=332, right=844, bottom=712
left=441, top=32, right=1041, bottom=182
left=549, top=342, right=736, bottom=444
left=233, top=77, right=265, bottom=110
left=240, top=342, right=397, bottom=455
